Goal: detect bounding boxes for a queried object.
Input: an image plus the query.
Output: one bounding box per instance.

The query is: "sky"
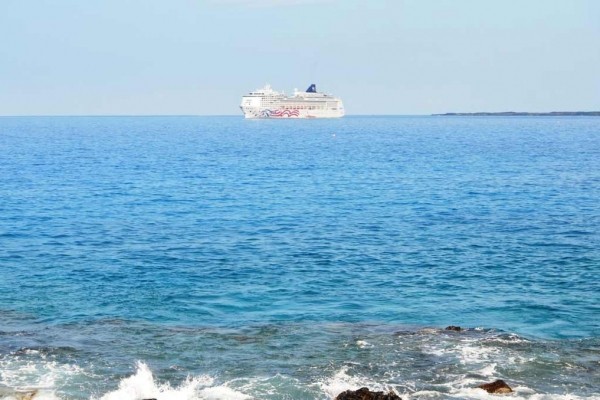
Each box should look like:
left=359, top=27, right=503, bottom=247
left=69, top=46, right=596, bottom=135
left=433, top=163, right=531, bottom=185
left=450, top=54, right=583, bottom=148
left=1, top=0, right=599, bottom=115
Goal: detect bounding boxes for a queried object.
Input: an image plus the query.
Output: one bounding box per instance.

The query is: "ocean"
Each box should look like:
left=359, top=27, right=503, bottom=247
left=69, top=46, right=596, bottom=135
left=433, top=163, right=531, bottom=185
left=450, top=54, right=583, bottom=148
left=0, top=116, right=598, bottom=399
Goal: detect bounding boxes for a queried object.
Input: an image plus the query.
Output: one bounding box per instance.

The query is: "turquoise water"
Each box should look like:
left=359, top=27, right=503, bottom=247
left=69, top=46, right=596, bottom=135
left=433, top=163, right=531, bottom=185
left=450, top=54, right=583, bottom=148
left=0, top=116, right=598, bottom=399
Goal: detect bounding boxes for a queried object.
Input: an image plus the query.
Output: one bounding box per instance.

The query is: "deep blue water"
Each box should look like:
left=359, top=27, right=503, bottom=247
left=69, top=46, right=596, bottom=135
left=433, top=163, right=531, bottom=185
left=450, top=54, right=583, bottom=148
left=0, top=116, right=598, bottom=399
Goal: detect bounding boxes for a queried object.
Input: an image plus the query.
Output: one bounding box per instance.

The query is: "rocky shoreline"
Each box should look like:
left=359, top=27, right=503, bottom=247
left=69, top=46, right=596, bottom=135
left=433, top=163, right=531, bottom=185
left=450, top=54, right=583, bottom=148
left=334, top=379, right=514, bottom=400
left=0, top=381, right=515, bottom=400
left=0, top=326, right=522, bottom=400
left=333, top=327, right=515, bottom=400
left=433, top=111, right=600, bottom=116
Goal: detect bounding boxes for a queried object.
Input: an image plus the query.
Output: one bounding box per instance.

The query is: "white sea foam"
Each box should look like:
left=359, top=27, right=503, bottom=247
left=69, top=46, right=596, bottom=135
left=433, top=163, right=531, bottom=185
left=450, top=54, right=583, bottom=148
left=458, top=342, right=500, bottom=364
left=420, top=371, right=600, bottom=400
left=447, top=385, right=600, bottom=400
left=1, top=356, right=598, bottom=400
left=319, top=367, right=374, bottom=399
left=355, top=340, right=373, bottom=349
left=0, top=355, right=83, bottom=400
left=0, top=358, right=254, bottom=400
left=423, top=335, right=528, bottom=370
left=197, top=386, right=250, bottom=400
left=422, top=338, right=499, bottom=364
left=476, top=363, right=497, bottom=377
left=96, top=362, right=250, bottom=400
left=484, top=334, right=531, bottom=345
left=318, top=367, right=402, bottom=400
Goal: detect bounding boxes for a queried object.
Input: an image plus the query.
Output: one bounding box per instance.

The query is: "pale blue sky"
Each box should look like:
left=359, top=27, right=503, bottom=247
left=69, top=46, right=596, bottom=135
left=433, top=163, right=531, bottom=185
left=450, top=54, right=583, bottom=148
left=1, top=0, right=599, bottom=115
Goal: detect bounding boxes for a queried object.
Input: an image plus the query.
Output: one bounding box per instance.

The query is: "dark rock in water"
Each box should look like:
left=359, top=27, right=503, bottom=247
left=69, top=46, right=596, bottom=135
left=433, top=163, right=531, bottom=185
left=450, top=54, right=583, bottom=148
left=445, top=326, right=462, bottom=331
left=335, top=387, right=401, bottom=400
left=478, top=379, right=513, bottom=394
left=0, top=389, right=39, bottom=400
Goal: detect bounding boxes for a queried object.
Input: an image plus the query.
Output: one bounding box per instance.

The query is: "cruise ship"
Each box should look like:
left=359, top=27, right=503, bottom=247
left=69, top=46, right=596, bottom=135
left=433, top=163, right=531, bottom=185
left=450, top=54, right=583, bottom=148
left=240, top=84, right=344, bottom=119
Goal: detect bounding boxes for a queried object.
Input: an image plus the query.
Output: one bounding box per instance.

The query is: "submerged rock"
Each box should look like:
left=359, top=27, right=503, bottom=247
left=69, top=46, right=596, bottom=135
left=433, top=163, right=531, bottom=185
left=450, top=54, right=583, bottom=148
left=0, top=388, right=39, bottom=400
left=477, top=379, right=513, bottom=394
left=445, top=326, right=462, bottom=331
left=335, top=387, right=401, bottom=400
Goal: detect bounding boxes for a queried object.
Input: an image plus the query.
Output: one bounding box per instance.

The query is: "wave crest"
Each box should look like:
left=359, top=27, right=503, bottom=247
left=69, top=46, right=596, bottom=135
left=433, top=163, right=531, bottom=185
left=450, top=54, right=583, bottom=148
left=96, top=362, right=249, bottom=400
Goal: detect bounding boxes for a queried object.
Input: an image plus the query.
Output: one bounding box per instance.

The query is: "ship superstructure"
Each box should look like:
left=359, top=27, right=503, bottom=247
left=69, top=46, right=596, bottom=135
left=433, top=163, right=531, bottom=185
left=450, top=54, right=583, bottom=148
left=240, top=84, right=344, bottom=119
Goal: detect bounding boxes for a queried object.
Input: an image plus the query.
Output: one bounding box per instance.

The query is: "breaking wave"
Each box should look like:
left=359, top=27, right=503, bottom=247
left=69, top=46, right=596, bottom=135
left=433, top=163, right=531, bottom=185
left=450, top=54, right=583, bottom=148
left=1, top=327, right=599, bottom=399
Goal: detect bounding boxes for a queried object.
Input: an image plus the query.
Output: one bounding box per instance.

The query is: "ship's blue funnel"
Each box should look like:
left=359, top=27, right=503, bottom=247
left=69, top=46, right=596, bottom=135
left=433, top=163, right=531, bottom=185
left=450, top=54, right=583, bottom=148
left=306, top=84, right=317, bottom=93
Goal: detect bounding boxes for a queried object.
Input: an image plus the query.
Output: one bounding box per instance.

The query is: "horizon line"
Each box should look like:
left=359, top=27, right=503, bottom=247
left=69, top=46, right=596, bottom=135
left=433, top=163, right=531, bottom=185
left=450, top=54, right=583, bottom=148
left=0, top=114, right=428, bottom=118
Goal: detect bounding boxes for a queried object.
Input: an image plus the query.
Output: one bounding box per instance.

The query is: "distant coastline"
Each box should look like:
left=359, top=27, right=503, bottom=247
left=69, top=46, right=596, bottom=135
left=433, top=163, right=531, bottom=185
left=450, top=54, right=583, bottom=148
left=433, top=111, right=600, bottom=116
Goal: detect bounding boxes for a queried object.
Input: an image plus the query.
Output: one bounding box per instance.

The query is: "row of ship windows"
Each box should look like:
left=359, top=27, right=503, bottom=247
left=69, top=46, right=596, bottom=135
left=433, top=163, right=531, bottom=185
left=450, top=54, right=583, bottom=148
left=273, top=105, right=325, bottom=110
left=259, top=102, right=337, bottom=109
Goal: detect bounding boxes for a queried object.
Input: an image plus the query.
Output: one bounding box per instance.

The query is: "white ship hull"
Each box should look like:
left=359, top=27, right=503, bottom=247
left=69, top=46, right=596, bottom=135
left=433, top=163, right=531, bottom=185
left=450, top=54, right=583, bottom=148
left=240, top=84, right=344, bottom=119
left=241, top=107, right=345, bottom=119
